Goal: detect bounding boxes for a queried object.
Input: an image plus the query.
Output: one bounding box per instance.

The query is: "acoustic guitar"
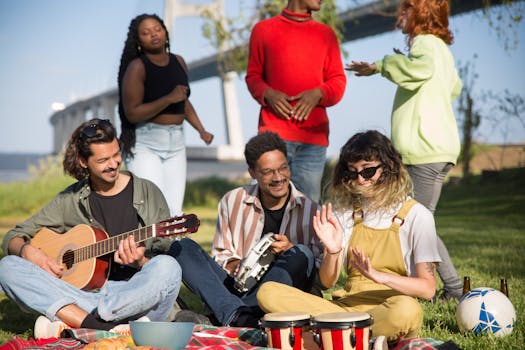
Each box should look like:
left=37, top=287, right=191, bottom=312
left=31, top=214, right=200, bottom=290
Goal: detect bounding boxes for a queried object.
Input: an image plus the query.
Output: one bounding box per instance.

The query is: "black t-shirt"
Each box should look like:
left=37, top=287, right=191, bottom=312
left=261, top=188, right=291, bottom=236
left=89, top=177, right=140, bottom=281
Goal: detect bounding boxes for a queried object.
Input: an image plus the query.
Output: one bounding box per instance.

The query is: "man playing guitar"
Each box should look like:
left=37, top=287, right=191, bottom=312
left=0, top=119, right=186, bottom=336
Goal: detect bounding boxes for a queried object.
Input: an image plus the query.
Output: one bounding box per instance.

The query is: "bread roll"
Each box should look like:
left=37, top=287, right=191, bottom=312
left=83, top=336, right=129, bottom=350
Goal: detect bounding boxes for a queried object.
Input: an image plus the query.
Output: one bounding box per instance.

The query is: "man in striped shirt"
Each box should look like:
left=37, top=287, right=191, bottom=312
left=168, top=132, right=322, bottom=327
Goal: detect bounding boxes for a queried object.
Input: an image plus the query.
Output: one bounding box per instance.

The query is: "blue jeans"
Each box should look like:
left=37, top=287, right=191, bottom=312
left=168, top=238, right=315, bottom=325
left=285, top=141, right=326, bottom=202
left=126, top=123, right=186, bottom=216
left=0, top=255, right=181, bottom=322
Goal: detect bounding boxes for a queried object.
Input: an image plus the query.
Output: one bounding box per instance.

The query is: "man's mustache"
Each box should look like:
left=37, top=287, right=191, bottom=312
left=103, top=166, right=119, bottom=173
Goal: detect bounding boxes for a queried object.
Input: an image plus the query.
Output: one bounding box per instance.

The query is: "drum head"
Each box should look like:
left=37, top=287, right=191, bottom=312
left=261, top=312, right=311, bottom=328
left=313, top=312, right=372, bottom=329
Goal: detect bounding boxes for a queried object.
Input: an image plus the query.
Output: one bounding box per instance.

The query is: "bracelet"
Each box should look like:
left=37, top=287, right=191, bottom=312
left=326, top=247, right=343, bottom=255
left=17, top=241, right=30, bottom=257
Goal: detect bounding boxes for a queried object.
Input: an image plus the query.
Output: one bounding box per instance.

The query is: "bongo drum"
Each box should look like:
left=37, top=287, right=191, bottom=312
left=260, top=311, right=311, bottom=350
left=311, top=312, right=373, bottom=350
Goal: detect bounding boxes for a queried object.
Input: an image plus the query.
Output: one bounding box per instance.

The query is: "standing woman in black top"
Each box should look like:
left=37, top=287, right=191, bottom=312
left=118, top=14, right=213, bottom=216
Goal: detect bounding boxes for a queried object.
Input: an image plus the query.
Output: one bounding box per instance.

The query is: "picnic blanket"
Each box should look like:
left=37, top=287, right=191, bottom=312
left=0, top=324, right=270, bottom=350
left=0, top=325, right=459, bottom=350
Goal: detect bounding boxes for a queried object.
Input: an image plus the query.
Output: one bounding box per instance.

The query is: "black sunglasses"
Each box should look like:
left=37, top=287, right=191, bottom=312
left=346, top=165, right=382, bottom=180
left=80, top=119, right=111, bottom=140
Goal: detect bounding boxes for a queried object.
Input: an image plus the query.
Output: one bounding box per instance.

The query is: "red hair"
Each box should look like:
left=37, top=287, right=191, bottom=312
left=397, top=0, right=453, bottom=45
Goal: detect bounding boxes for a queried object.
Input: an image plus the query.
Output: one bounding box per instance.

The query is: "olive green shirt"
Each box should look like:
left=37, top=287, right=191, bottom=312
left=2, top=171, right=172, bottom=255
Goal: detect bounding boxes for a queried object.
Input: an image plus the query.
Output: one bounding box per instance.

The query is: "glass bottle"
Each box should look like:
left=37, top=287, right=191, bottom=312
left=500, top=278, right=509, bottom=297
left=462, top=276, right=471, bottom=296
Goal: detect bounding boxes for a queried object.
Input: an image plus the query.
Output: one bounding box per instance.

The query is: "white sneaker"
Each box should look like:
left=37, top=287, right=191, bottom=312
left=34, top=314, right=150, bottom=338
left=34, top=315, right=72, bottom=339
left=109, top=315, right=150, bottom=336
left=372, top=335, right=388, bottom=350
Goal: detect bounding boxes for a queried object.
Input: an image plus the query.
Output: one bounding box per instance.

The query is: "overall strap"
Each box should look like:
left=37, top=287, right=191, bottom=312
left=390, top=199, right=418, bottom=231
left=352, top=206, right=364, bottom=224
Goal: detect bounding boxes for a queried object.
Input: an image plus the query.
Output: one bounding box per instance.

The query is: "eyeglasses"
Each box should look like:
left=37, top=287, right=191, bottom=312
left=257, top=164, right=290, bottom=179
left=346, top=165, right=382, bottom=180
left=80, top=119, right=112, bottom=140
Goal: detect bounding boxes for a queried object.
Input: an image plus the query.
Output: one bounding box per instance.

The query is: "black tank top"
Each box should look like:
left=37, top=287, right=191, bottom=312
left=140, top=53, right=190, bottom=115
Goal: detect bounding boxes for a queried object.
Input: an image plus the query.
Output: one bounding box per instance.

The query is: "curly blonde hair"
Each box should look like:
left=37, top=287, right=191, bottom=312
left=329, top=130, right=413, bottom=212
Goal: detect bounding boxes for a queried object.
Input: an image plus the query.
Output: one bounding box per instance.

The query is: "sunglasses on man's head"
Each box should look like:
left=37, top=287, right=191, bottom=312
left=346, top=165, right=382, bottom=180
left=80, top=119, right=112, bottom=140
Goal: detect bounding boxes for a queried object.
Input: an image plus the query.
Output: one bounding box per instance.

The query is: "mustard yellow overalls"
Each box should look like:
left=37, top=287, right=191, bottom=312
left=258, top=199, right=423, bottom=341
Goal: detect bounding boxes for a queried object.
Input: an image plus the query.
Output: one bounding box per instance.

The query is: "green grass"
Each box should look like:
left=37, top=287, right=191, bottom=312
left=0, top=168, right=524, bottom=349
left=0, top=163, right=75, bottom=218
left=420, top=168, right=525, bottom=349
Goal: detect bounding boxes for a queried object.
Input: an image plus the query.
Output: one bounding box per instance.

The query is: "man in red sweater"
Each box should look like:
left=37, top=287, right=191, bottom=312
left=245, top=0, right=346, bottom=202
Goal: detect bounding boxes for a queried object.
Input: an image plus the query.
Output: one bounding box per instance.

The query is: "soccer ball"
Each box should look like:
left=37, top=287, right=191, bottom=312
left=456, top=287, right=516, bottom=337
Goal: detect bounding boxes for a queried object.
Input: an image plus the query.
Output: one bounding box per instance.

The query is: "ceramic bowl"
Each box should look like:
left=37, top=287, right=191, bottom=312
left=129, top=321, right=194, bottom=350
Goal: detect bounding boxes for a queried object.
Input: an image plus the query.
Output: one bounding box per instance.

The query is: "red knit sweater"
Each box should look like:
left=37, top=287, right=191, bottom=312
left=245, top=9, right=346, bottom=146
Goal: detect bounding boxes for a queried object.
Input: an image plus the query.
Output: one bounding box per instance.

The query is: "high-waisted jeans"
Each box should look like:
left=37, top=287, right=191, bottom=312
left=285, top=141, right=326, bottom=203
left=126, top=123, right=186, bottom=216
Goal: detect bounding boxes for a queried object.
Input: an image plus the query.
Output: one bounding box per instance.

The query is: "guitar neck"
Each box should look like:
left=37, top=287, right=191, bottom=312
left=76, top=226, right=156, bottom=262
left=69, top=214, right=199, bottom=265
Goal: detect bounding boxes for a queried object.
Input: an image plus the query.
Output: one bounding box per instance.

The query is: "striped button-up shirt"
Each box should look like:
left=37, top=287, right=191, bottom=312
left=212, top=182, right=323, bottom=269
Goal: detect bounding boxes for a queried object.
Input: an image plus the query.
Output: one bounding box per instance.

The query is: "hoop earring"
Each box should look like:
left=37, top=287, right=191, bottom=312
left=137, top=45, right=142, bottom=53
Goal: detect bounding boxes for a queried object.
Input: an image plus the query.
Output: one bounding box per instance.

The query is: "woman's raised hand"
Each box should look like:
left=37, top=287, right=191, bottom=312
left=313, top=203, right=343, bottom=254
left=345, top=61, right=377, bottom=76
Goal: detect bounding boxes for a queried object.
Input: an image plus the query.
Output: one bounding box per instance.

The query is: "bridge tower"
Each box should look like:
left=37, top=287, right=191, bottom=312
left=164, top=0, right=244, bottom=160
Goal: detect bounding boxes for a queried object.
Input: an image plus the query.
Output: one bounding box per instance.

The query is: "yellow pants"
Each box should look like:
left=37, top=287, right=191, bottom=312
left=257, top=282, right=423, bottom=341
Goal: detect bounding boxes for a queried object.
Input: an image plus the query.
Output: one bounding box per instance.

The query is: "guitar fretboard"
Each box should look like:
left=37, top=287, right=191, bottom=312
left=62, top=219, right=193, bottom=266
left=73, top=225, right=155, bottom=264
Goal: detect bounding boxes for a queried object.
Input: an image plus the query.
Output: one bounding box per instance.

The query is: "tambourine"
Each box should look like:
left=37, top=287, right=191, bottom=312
left=234, top=233, right=275, bottom=292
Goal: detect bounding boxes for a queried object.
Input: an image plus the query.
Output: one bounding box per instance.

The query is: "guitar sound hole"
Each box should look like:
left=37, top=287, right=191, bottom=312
left=62, top=250, right=74, bottom=269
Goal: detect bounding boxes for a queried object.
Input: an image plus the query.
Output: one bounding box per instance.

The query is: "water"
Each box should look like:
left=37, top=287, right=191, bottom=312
left=0, top=153, right=248, bottom=183
left=0, top=169, right=33, bottom=183
left=0, top=153, right=47, bottom=182
left=186, top=160, right=248, bottom=181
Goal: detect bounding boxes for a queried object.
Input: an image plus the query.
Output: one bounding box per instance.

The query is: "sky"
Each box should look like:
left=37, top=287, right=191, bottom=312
left=0, top=0, right=524, bottom=158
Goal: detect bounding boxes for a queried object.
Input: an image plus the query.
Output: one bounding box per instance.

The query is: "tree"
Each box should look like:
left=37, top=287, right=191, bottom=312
left=457, top=57, right=482, bottom=180
left=457, top=55, right=524, bottom=177
left=201, top=0, right=344, bottom=76
left=475, top=0, right=524, bottom=51
left=480, top=89, right=525, bottom=169
left=200, top=0, right=524, bottom=77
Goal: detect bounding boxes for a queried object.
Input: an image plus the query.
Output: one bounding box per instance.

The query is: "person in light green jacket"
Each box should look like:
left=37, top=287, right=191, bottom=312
left=347, top=0, right=463, bottom=300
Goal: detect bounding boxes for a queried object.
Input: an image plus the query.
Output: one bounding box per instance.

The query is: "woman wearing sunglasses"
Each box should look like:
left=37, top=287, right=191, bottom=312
left=257, top=130, right=441, bottom=344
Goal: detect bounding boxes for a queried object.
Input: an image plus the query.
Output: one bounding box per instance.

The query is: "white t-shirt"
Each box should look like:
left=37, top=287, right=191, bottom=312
left=336, top=199, right=442, bottom=276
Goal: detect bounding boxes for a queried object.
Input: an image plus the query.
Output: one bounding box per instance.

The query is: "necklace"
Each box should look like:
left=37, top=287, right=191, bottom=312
left=281, top=10, right=312, bottom=22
